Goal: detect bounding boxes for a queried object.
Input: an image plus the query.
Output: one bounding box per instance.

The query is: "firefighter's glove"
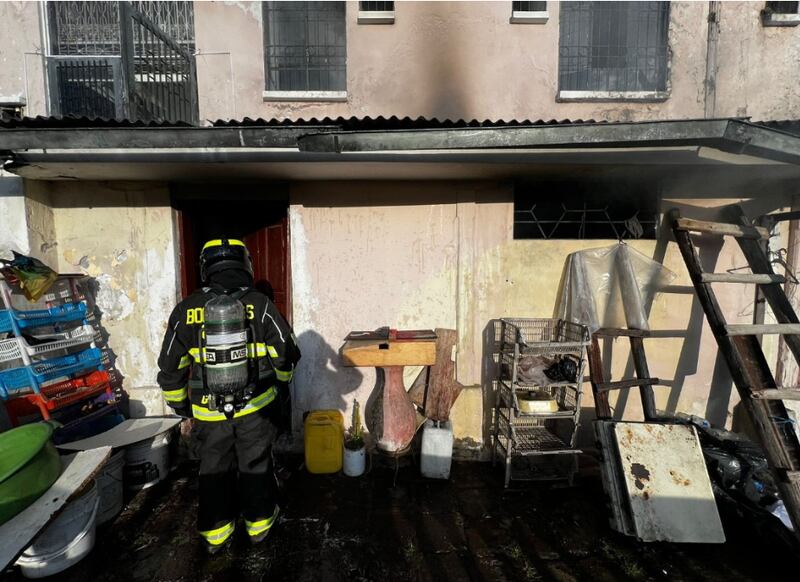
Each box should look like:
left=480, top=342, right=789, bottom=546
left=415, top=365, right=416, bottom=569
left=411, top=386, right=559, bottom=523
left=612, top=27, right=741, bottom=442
left=170, top=402, right=192, bottom=419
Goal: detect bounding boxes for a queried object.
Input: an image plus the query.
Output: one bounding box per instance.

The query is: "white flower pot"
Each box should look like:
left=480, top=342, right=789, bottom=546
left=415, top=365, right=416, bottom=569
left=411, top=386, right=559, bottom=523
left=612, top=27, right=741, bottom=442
left=343, top=446, right=366, bottom=477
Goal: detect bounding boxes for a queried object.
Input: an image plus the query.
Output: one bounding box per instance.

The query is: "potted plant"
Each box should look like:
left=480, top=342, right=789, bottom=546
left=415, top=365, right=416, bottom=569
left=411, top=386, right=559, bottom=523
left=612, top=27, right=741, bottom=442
left=343, top=399, right=366, bottom=477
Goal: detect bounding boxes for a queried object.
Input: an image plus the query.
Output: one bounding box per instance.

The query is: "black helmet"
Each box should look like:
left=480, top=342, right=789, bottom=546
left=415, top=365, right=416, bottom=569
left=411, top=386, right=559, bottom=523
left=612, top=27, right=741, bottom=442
left=199, top=239, right=253, bottom=282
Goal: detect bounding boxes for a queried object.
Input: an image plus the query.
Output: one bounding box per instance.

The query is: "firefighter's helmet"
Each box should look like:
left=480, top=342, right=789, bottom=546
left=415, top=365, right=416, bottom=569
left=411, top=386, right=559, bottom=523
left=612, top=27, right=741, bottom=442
left=199, top=239, right=253, bottom=282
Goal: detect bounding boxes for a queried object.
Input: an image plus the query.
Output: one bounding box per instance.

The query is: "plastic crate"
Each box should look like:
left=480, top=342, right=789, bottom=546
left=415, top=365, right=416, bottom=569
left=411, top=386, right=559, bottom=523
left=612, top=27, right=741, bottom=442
left=0, top=302, right=88, bottom=334
left=4, top=371, right=112, bottom=424
left=0, top=347, right=103, bottom=398
left=0, top=324, right=95, bottom=364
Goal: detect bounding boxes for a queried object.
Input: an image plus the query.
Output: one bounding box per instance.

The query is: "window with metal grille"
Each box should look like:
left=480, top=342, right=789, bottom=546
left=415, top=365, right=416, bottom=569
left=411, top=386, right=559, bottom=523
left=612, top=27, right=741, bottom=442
left=47, top=1, right=195, bottom=55
left=513, top=183, right=659, bottom=240
left=263, top=2, right=347, bottom=93
left=558, top=1, right=670, bottom=98
left=44, top=1, right=197, bottom=122
left=360, top=1, right=394, bottom=11
left=762, top=1, right=800, bottom=25
left=511, top=1, right=548, bottom=23
left=512, top=1, right=547, bottom=12
left=767, top=1, right=799, bottom=13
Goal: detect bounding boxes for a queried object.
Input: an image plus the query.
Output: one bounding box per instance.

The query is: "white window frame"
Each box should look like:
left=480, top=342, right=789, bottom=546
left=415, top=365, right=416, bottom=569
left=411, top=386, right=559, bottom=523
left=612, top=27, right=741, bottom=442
left=358, top=1, right=394, bottom=24
left=262, top=90, right=348, bottom=102
left=358, top=10, right=394, bottom=24
left=762, top=3, right=800, bottom=26
left=510, top=1, right=549, bottom=24
left=557, top=90, right=670, bottom=102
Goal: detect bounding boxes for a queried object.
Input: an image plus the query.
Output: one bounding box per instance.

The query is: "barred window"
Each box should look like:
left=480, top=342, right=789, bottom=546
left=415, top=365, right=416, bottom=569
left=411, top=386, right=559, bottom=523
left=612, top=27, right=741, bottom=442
left=558, top=1, right=670, bottom=96
left=513, top=184, right=659, bottom=240
left=762, top=1, right=800, bottom=25
left=766, top=1, right=799, bottom=13
left=512, top=1, right=547, bottom=12
left=360, top=1, right=394, bottom=11
left=263, top=2, right=346, bottom=92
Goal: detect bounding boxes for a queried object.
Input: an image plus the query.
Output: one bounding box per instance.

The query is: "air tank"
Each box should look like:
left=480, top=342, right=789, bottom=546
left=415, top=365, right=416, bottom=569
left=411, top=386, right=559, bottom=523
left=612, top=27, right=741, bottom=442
left=203, top=294, right=249, bottom=393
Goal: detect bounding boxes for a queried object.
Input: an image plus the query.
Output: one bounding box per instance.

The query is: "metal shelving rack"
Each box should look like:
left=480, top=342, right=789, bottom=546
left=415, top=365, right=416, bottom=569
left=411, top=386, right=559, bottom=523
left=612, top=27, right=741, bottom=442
left=492, top=318, right=590, bottom=487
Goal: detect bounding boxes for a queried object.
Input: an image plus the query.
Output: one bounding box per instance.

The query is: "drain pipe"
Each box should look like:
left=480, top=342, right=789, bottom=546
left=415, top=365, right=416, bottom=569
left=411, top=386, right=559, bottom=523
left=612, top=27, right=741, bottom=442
left=704, top=1, right=721, bottom=118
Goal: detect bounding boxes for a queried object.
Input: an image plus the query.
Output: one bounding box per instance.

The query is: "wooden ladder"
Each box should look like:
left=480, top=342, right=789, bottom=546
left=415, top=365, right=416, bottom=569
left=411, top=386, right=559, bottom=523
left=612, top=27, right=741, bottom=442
left=588, top=327, right=661, bottom=421
left=671, top=207, right=800, bottom=537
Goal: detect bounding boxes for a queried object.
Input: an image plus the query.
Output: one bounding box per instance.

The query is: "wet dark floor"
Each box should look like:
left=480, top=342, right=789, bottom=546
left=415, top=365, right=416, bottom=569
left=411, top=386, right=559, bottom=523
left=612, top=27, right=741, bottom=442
left=5, top=454, right=799, bottom=582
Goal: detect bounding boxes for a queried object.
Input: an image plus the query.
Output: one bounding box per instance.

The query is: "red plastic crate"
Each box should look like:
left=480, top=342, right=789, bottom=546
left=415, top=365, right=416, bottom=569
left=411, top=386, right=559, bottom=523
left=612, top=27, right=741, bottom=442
left=4, top=370, right=112, bottom=425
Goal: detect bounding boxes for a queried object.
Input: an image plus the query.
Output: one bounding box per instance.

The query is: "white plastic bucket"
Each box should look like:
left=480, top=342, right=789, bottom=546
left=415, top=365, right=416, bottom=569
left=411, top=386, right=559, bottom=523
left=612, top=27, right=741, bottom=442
left=343, top=447, right=366, bottom=477
left=16, top=480, right=100, bottom=579
left=124, top=430, right=171, bottom=491
left=95, top=450, right=125, bottom=525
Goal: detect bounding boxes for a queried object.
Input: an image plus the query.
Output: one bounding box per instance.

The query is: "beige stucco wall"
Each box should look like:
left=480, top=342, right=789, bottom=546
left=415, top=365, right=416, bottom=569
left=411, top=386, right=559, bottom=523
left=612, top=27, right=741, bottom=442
left=44, top=182, right=180, bottom=416
left=714, top=2, right=800, bottom=119
left=0, top=1, right=46, bottom=116
left=194, top=1, right=797, bottom=124
left=289, top=181, right=791, bottom=451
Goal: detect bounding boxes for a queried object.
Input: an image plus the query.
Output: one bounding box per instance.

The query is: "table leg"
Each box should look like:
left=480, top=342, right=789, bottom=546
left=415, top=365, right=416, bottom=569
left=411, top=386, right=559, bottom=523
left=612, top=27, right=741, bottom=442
left=377, top=365, right=417, bottom=454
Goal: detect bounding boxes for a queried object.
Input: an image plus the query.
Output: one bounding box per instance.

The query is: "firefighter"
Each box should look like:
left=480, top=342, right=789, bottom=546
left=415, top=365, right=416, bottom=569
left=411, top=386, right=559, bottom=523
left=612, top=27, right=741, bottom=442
left=157, top=238, right=300, bottom=554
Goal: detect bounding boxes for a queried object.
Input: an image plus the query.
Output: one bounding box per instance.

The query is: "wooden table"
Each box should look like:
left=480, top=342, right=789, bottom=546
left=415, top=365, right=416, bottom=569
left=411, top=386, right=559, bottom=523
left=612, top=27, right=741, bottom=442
left=341, top=329, right=436, bottom=454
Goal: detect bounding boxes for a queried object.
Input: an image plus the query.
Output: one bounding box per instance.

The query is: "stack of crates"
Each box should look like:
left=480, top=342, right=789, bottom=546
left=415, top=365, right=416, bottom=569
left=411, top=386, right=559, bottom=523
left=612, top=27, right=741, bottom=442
left=0, top=276, right=118, bottom=428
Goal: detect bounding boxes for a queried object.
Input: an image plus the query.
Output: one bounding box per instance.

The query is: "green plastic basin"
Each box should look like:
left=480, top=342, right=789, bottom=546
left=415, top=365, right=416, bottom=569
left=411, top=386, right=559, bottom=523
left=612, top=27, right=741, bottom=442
left=0, top=422, right=62, bottom=525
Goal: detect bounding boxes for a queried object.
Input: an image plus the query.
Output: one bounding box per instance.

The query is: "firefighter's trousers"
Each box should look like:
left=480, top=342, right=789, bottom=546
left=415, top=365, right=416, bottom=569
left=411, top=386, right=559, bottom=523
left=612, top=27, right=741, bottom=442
left=192, top=410, right=279, bottom=547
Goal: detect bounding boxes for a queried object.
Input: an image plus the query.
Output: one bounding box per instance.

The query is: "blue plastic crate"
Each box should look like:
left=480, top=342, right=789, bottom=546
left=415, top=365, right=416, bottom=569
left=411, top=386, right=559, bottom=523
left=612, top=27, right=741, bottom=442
left=0, top=302, right=88, bottom=334
left=0, top=347, right=103, bottom=399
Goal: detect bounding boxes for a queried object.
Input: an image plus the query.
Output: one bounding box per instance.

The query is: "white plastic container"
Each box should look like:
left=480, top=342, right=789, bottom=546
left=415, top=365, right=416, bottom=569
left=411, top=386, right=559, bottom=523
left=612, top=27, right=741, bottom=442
left=420, top=420, right=454, bottom=479
left=343, top=446, right=366, bottom=477
left=16, top=480, right=100, bottom=578
left=95, top=450, right=125, bottom=524
left=124, top=430, right=171, bottom=491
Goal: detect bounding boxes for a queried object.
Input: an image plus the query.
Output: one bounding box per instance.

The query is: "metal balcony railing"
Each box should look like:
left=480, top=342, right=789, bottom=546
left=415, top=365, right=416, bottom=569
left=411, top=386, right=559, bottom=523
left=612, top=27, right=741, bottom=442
left=46, top=1, right=197, bottom=124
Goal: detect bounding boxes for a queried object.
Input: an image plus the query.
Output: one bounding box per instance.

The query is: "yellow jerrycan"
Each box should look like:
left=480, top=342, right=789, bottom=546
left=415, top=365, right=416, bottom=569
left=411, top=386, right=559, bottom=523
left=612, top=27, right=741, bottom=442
left=304, top=410, right=344, bottom=474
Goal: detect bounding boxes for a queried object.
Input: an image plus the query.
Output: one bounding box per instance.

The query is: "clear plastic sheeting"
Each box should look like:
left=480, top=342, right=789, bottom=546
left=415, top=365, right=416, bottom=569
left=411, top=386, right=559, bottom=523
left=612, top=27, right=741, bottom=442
left=554, top=244, right=675, bottom=332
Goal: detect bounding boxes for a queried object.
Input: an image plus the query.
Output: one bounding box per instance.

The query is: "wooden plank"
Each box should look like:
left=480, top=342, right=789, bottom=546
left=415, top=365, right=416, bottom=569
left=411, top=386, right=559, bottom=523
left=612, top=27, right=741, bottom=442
left=0, top=446, right=111, bottom=570
left=341, top=339, right=436, bottom=367
left=700, top=273, right=785, bottom=284
left=596, top=378, right=660, bottom=392
left=587, top=335, right=612, bottom=419
left=674, top=217, right=770, bottom=240
left=725, top=323, right=800, bottom=336
left=630, top=336, right=659, bottom=421
left=408, top=329, right=464, bottom=421
left=751, top=389, right=800, bottom=401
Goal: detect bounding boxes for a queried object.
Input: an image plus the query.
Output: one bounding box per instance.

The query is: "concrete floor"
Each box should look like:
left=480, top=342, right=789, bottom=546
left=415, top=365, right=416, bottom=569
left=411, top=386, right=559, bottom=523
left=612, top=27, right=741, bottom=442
left=7, top=455, right=799, bottom=582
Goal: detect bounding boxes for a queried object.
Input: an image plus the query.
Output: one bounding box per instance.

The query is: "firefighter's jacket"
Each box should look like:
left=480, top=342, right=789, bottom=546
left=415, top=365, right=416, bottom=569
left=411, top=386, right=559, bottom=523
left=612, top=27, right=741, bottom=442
left=157, top=285, right=300, bottom=422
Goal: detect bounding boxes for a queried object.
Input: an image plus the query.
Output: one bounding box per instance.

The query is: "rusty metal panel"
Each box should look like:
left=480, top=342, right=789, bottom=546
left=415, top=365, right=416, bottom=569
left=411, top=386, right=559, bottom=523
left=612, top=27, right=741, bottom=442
left=595, top=421, right=725, bottom=543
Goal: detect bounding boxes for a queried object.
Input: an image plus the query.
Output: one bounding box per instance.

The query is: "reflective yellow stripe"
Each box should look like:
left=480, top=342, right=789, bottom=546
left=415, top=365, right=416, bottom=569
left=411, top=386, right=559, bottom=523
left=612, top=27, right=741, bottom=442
left=247, top=342, right=268, bottom=358
left=276, top=369, right=292, bottom=382
left=191, top=386, right=277, bottom=422
left=178, top=355, right=191, bottom=369
left=202, top=238, right=246, bottom=251
left=267, top=345, right=279, bottom=358
left=189, top=347, right=203, bottom=363
left=245, top=506, right=280, bottom=537
left=163, top=386, right=188, bottom=403
left=199, top=521, right=235, bottom=545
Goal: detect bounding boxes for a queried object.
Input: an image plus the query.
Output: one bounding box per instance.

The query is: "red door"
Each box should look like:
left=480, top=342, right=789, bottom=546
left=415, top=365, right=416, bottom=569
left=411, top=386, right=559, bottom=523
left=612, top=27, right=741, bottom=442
left=244, top=218, right=291, bottom=321
left=176, top=208, right=291, bottom=323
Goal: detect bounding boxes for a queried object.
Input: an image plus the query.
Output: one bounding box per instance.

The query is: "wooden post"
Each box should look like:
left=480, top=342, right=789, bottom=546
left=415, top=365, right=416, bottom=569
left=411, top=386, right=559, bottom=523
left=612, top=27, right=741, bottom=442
left=776, top=198, right=800, bottom=392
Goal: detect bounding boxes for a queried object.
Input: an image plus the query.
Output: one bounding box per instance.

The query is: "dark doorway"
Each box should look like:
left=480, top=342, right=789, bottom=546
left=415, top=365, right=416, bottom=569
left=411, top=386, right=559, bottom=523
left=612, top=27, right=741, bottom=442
left=174, top=195, right=291, bottom=321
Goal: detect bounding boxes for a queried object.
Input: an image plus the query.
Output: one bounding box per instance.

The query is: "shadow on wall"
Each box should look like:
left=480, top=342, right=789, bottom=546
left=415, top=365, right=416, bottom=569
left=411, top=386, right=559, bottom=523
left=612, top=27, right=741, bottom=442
left=80, top=277, right=128, bottom=412
left=293, top=329, right=363, bottom=429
